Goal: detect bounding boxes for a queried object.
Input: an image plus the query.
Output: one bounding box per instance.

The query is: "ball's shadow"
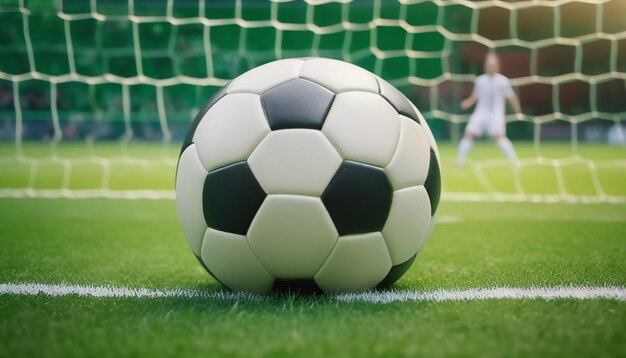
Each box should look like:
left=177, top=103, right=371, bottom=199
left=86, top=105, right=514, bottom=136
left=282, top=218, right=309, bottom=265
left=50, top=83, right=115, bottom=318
left=269, top=279, right=399, bottom=299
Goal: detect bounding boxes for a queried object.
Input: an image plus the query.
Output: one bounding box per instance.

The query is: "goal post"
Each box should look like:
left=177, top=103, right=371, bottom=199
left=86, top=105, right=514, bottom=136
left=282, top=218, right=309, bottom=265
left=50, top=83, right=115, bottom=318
left=0, top=0, right=624, bottom=203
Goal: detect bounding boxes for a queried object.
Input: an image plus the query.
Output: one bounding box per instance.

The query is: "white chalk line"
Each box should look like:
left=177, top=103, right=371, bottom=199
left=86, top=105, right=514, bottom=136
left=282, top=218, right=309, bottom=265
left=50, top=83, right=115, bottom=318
left=338, top=286, right=626, bottom=303
left=1, top=189, right=625, bottom=204
left=1, top=283, right=624, bottom=303
left=436, top=215, right=463, bottom=224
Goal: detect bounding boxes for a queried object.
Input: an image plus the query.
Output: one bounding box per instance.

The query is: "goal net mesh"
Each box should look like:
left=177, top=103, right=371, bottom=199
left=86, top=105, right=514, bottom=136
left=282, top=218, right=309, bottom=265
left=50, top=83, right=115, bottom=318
left=0, top=0, right=624, bottom=203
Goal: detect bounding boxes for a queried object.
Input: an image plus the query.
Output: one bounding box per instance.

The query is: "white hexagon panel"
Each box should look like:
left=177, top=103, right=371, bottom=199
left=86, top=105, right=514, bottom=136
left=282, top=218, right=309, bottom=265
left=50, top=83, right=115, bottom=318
left=322, top=92, right=401, bottom=168
left=382, top=185, right=432, bottom=265
left=314, top=232, right=392, bottom=293
left=200, top=228, right=274, bottom=293
left=247, top=195, right=339, bottom=279
left=176, top=144, right=208, bottom=256
left=385, top=116, right=431, bottom=190
left=248, top=129, right=342, bottom=196
left=193, top=93, right=270, bottom=172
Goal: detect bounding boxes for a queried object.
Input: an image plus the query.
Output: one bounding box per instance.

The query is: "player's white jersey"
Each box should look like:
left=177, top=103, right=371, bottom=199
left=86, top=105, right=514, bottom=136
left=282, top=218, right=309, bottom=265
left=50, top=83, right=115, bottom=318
left=472, top=73, right=514, bottom=120
left=467, top=73, right=514, bottom=136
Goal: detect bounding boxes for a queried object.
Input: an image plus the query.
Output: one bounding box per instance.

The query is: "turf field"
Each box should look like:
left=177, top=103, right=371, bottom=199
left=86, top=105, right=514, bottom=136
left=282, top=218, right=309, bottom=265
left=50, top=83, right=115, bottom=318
left=0, top=142, right=625, bottom=357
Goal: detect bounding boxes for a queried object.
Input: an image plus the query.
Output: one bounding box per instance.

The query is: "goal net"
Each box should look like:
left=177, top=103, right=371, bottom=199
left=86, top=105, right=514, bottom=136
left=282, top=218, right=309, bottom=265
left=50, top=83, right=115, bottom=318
left=0, top=0, right=624, bottom=203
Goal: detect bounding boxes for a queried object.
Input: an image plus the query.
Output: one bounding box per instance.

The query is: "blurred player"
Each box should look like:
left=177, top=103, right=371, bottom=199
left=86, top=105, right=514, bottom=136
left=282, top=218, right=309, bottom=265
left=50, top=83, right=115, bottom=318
left=456, top=53, right=523, bottom=167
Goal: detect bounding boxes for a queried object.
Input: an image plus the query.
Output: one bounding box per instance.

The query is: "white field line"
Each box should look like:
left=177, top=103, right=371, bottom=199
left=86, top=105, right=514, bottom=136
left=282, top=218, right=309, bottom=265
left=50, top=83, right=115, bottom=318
left=1, top=283, right=624, bottom=303
left=337, top=286, right=626, bottom=303
left=0, top=189, right=625, bottom=204
left=436, top=215, right=463, bottom=224
left=0, top=282, right=263, bottom=301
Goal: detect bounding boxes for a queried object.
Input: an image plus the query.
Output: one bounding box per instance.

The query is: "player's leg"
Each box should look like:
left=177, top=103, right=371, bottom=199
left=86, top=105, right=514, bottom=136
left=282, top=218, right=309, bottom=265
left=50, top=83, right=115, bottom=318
left=457, top=117, right=482, bottom=167
left=489, top=121, right=517, bottom=162
left=457, top=133, right=474, bottom=167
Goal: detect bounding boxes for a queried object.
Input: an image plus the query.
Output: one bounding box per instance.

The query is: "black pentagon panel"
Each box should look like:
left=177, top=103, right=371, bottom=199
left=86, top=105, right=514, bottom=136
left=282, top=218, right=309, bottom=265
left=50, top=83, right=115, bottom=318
left=322, top=161, right=393, bottom=236
left=180, top=84, right=230, bottom=156
left=261, top=78, right=334, bottom=130
left=423, top=149, right=441, bottom=215
left=272, top=279, right=324, bottom=295
left=203, top=162, right=266, bottom=235
left=376, top=77, right=419, bottom=122
left=377, top=254, right=416, bottom=289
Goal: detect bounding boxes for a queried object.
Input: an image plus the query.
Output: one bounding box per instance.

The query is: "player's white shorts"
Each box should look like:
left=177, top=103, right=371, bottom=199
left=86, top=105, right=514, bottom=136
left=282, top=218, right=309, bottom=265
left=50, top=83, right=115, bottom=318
left=465, top=114, right=506, bottom=137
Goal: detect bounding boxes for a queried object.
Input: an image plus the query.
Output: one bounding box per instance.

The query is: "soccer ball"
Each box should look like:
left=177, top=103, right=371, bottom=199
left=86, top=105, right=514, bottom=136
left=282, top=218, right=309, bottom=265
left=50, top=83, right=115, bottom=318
left=176, top=58, right=441, bottom=293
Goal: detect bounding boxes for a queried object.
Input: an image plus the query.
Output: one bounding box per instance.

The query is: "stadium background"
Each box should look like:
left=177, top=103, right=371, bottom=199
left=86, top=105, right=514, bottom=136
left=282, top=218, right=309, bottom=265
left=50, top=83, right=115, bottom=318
left=1, top=0, right=624, bottom=204
left=1, top=0, right=624, bottom=140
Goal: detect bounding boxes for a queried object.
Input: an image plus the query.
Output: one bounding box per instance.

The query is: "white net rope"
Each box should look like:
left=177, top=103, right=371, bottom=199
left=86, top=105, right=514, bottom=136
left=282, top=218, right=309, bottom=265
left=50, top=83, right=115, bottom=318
left=0, top=0, right=624, bottom=203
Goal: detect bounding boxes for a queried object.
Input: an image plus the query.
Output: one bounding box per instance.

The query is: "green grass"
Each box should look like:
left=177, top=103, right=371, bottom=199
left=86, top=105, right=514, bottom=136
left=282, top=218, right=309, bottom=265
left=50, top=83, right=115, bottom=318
left=0, top=199, right=624, bottom=357
left=0, top=141, right=625, bottom=357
